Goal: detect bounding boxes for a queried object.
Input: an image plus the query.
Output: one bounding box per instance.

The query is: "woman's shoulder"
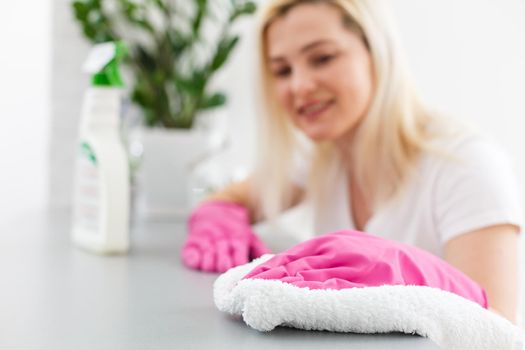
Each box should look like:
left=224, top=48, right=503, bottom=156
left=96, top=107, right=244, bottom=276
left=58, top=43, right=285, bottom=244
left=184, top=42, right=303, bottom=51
left=424, top=127, right=513, bottom=172
left=420, top=125, right=522, bottom=214
left=416, top=127, right=523, bottom=244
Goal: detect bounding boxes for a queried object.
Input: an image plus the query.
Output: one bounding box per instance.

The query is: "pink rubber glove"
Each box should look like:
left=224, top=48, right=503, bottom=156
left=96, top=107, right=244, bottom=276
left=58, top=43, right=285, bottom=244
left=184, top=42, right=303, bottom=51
left=242, top=230, right=487, bottom=308
left=181, top=200, right=270, bottom=273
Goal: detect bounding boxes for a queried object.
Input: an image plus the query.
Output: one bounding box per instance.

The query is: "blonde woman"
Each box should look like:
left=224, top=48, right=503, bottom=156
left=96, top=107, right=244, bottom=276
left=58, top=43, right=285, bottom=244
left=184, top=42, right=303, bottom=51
left=181, top=0, right=522, bottom=323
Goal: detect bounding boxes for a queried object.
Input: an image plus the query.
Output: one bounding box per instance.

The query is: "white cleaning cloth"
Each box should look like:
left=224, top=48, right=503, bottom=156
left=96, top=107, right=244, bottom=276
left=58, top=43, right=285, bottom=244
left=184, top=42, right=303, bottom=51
left=214, top=255, right=524, bottom=350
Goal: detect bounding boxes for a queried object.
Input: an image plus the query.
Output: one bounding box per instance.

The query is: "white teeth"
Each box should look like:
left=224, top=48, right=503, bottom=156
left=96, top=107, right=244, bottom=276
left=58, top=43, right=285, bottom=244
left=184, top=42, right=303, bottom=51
left=302, top=102, right=330, bottom=115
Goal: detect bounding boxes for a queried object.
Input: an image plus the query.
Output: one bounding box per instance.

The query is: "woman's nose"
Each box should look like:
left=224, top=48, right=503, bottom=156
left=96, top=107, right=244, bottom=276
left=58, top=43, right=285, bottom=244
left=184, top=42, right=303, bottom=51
left=290, top=69, right=317, bottom=97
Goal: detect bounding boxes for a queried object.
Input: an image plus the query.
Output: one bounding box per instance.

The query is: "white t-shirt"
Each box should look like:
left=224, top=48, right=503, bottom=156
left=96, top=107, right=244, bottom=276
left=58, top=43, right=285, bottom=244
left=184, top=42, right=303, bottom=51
left=293, top=134, right=523, bottom=258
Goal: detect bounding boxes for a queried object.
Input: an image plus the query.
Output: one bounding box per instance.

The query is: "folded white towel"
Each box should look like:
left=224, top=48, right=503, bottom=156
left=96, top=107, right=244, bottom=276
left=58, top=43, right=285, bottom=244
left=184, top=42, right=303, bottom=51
left=214, top=255, right=524, bottom=350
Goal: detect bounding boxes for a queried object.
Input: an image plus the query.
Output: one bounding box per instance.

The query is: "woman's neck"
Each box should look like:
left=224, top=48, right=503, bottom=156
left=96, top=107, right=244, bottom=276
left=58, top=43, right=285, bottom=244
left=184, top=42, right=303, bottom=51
left=333, top=129, right=357, bottom=177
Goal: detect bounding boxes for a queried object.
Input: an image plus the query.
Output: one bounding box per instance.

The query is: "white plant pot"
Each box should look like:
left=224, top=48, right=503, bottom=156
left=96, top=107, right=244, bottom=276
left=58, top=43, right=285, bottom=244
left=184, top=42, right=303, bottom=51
left=134, top=127, right=208, bottom=220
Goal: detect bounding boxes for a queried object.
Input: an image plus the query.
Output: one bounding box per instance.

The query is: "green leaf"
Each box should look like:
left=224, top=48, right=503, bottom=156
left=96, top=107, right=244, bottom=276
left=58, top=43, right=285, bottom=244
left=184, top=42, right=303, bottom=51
left=83, top=25, right=97, bottom=41
left=173, top=68, right=208, bottom=97
left=192, top=0, right=208, bottom=38
left=192, top=70, right=208, bottom=91
left=151, top=0, right=171, bottom=17
left=210, top=35, right=239, bottom=72
left=229, top=2, right=257, bottom=22
left=169, top=32, right=189, bottom=58
left=72, top=2, right=89, bottom=21
left=199, top=92, right=226, bottom=109
left=135, top=46, right=157, bottom=72
left=120, top=0, right=156, bottom=34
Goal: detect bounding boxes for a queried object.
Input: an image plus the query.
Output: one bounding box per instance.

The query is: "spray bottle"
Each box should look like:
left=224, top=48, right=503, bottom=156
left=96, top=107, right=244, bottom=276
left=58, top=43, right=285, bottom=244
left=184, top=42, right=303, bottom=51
left=71, top=41, right=130, bottom=254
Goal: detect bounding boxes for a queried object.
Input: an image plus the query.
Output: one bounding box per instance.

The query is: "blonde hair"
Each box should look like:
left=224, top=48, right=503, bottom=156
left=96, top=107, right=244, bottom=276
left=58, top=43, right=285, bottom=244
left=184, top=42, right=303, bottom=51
left=252, top=0, right=452, bottom=220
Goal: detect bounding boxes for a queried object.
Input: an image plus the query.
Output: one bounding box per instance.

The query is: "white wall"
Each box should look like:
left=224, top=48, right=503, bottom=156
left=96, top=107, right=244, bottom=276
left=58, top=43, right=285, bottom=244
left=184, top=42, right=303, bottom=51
left=391, top=0, right=525, bottom=169
left=0, top=2, right=51, bottom=227
left=49, top=0, right=91, bottom=209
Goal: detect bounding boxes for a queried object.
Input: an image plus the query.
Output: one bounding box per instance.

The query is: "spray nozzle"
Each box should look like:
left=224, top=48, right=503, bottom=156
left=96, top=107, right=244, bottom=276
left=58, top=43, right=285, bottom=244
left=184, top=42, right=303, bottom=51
left=83, top=41, right=127, bottom=87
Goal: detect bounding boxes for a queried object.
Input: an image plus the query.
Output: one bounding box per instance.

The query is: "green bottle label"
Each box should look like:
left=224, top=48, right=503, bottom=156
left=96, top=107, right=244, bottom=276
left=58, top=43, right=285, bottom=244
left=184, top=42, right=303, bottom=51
left=80, top=142, right=97, bottom=165
left=74, top=141, right=100, bottom=232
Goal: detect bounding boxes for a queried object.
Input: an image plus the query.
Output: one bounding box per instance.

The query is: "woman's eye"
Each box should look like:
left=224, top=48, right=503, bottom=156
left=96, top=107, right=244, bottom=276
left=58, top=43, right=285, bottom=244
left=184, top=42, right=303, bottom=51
left=313, top=54, right=335, bottom=66
left=273, top=66, right=291, bottom=78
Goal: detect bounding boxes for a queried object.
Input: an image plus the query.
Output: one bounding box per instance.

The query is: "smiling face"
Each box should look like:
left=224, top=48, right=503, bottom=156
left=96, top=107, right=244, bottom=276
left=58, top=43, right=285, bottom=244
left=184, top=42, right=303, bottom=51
left=266, top=2, right=374, bottom=143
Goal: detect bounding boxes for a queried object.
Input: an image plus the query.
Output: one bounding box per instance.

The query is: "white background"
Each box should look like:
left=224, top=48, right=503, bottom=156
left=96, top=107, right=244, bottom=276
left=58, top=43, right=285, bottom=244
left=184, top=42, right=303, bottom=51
left=0, top=0, right=524, bottom=317
left=0, top=1, right=50, bottom=228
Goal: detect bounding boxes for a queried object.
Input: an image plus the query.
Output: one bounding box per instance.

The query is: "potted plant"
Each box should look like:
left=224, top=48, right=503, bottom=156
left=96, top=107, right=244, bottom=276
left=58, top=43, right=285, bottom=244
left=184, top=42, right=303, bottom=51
left=71, top=0, right=256, bottom=218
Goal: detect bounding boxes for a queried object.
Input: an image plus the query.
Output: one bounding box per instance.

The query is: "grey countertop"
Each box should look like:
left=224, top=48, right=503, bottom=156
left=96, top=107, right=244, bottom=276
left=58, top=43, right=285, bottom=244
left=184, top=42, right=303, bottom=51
left=0, top=209, right=440, bottom=350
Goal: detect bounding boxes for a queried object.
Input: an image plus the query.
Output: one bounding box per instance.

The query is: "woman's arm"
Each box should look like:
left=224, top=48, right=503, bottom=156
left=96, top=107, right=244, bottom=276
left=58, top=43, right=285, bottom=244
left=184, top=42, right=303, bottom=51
left=206, top=176, right=305, bottom=224
left=443, top=224, right=520, bottom=323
